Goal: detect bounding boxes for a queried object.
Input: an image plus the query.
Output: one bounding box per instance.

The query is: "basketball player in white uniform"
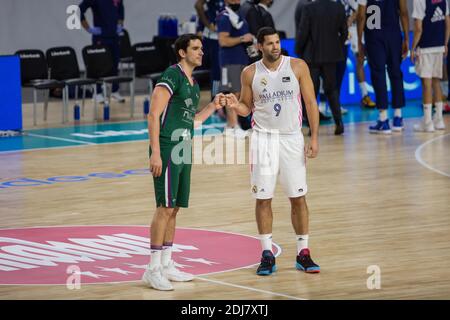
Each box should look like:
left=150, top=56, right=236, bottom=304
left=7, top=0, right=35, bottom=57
left=227, top=27, right=321, bottom=275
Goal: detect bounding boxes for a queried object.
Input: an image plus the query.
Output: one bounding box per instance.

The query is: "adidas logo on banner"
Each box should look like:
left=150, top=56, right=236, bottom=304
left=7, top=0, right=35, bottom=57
left=431, top=7, right=445, bottom=23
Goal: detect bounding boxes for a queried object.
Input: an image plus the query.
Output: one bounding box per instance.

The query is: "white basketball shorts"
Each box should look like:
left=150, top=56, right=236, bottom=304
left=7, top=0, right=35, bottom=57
left=250, top=130, right=307, bottom=199
left=415, top=51, right=444, bottom=79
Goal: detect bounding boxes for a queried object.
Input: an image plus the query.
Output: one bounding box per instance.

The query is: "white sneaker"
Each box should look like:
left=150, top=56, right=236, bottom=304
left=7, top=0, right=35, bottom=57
left=234, top=127, right=249, bottom=139
left=142, top=266, right=174, bottom=291
left=414, top=120, right=435, bottom=132
left=163, top=260, right=194, bottom=282
left=94, top=93, right=105, bottom=104
left=111, top=91, right=126, bottom=103
left=433, top=117, right=445, bottom=130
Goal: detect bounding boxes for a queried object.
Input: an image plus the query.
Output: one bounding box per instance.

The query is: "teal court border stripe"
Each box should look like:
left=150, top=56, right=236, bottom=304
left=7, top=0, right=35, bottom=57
left=0, top=101, right=432, bottom=153
left=0, top=121, right=227, bottom=154
left=1, top=118, right=424, bottom=155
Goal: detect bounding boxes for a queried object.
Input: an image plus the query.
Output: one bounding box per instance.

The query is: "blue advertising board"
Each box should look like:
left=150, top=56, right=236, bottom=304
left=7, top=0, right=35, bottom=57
left=281, top=35, right=421, bottom=105
left=0, top=55, right=23, bottom=131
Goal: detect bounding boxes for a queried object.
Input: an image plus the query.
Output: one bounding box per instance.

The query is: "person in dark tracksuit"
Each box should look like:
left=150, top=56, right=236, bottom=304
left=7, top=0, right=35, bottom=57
left=79, top=0, right=125, bottom=104
left=357, top=0, right=410, bottom=134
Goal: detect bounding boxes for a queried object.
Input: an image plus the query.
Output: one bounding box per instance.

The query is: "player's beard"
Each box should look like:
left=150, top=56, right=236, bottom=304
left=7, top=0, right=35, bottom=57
left=265, top=50, right=281, bottom=63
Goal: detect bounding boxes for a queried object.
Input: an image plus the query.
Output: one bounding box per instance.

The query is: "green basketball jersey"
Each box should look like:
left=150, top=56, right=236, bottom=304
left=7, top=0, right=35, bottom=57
left=155, top=64, right=201, bottom=145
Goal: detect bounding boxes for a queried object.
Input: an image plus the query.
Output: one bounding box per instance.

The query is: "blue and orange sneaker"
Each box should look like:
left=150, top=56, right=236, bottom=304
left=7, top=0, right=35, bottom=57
left=296, top=248, right=320, bottom=273
left=256, top=250, right=277, bottom=276
left=369, top=119, right=391, bottom=134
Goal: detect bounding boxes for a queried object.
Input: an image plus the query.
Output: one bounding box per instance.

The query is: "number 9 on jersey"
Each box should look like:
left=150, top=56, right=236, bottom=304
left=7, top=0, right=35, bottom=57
left=273, top=103, right=281, bottom=117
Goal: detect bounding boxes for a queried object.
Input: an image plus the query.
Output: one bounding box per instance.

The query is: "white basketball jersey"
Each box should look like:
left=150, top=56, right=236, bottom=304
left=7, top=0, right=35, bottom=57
left=251, top=56, right=302, bottom=134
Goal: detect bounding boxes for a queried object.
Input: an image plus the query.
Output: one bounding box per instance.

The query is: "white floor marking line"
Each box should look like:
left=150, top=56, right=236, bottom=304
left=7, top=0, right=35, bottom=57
left=195, top=276, right=307, bottom=300
left=26, top=133, right=96, bottom=145
left=415, top=133, right=450, bottom=178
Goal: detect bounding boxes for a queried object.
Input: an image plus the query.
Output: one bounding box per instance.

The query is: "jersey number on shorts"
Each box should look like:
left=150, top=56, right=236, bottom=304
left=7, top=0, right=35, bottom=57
left=273, top=103, right=281, bottom=117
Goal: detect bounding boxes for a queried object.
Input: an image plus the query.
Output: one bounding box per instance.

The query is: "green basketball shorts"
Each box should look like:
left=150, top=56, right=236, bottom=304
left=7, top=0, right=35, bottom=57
left=149, top=143, right=192, bottom=208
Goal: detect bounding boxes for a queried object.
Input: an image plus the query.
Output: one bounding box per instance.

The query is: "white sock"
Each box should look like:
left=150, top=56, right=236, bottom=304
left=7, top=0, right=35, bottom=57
left=424, top=104, right=432, bottom=123
left=394, top=108, right=402, bottom=118
left=359, top=82, right=368, bottom=97
left=260, top=234, right=273, bottom=252
left=434, top=102, right=443, bottom=120
left=149, top=247, right=162, bottom=269
left=441, top=81, right=448, bottom=95
left=379, top=110, right=388, bottom=121
left=296, top=234, right=309, bottom=254
left=161, top=242, right=173, bottom=267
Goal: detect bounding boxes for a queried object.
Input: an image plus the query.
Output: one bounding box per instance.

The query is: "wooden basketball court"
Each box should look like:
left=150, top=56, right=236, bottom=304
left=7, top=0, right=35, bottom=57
left=0, top=93, right=449, bottom=299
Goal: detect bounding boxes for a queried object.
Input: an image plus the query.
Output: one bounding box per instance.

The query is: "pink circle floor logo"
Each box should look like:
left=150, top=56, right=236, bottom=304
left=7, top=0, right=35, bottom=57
left=0, top=226, right=280, bottom=285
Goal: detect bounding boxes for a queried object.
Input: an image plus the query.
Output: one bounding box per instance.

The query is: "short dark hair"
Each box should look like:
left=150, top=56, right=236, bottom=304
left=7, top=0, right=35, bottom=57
left=174, top=34, right=202, bottom=62
left=256, top=27, right=279, bottom=44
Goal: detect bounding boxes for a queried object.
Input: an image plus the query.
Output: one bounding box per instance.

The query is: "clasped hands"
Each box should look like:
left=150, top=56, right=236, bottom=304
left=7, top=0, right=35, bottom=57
left=213, top=93, right=239, bottom=110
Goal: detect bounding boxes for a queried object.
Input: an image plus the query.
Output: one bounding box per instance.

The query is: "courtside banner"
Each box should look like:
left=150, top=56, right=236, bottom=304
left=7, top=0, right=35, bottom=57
left=0, top=55, right=22, bottom=131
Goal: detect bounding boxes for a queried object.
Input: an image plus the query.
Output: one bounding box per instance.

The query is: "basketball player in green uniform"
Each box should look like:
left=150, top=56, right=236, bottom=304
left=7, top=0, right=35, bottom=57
left=142, top=34, right=226, bottom=291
